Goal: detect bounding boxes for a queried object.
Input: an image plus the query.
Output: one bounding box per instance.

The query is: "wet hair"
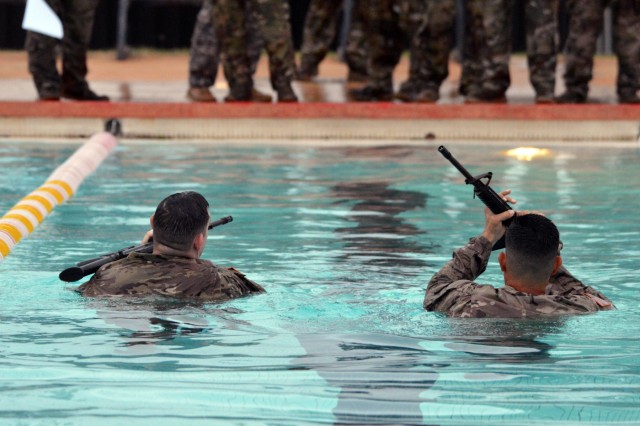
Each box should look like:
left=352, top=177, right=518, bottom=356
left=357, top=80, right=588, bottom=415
left=152, top=191, right=209, bottom=251
left=505, top=214, right=560, bottom=283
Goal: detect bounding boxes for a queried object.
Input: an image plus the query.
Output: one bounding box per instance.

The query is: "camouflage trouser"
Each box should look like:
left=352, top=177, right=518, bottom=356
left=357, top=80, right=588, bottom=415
left=299, top=0, right=367, bottom=76
left=412, top=0, right=495, bottom=94
left=525, top=0, right=558, bottom=97
left=461, top=0, right=557, bottom=98
left=189, top=0, right=263, bottom=88
left=360, top=0, right=425, bottom=91
left=413, top=0, right=457, bottom=91
left=213, top=0, right=295, bottom=95
left=24, top=0, right=100, bottom=97
left=461, top=0, right=513, bottom=97
left=564, top=0, right=640, bottom=97
left=189, top=0, right=218, bottom=88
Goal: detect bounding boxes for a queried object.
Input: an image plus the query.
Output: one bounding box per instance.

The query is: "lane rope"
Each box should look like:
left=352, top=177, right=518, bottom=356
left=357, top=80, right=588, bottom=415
left=0, top=123, right=120, bottom=262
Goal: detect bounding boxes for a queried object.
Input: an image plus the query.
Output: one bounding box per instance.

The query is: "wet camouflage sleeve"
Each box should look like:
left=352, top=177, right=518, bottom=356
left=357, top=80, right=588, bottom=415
left=425, top=236, right=614, bottom=318
left=548, top=266, right=614, bottom=306
left=77, top=252, right=265, bottom=302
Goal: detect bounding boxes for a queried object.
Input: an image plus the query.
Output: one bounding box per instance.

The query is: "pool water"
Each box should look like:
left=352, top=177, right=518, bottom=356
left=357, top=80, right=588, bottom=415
left=1, top=140, right=639, bottom=425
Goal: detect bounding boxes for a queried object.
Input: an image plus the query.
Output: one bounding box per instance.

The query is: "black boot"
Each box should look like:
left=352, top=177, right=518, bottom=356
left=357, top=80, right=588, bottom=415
left=348, top=86, right=393, bottom=102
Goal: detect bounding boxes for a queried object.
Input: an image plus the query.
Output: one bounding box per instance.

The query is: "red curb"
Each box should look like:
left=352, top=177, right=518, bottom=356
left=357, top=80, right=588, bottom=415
left=0, top=101, right=639, bottom=121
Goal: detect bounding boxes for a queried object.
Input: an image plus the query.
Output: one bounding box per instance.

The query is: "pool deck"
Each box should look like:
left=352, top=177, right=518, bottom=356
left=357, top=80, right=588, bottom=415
left=0, top=50, right=638, bottom=142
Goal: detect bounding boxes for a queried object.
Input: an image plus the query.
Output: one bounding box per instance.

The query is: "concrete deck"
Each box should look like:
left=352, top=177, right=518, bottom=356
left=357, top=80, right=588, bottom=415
left=0, top=50, right=638, bottom=142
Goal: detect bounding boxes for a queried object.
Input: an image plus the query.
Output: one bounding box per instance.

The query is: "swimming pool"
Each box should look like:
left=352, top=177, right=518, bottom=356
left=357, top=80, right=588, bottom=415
left=1, top=140, right=638, bottom=425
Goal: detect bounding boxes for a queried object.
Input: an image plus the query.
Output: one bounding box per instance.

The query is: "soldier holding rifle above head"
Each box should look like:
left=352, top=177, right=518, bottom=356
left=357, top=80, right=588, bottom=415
left=427, top=147, right=613, bottom=318
left=76, top=191, right=264, bottom=301
left=424, top=189, right=614, bottom=318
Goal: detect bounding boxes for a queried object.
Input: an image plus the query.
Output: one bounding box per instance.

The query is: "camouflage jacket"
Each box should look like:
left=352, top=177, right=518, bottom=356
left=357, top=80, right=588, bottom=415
left=424, top=236, right=614, bottom=318
left=77, top=252, right=265, bottom=302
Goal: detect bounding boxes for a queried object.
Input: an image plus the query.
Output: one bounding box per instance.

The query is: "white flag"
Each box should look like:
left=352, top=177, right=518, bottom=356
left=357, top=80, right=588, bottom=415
left=22, top=0, right=64, bottom=39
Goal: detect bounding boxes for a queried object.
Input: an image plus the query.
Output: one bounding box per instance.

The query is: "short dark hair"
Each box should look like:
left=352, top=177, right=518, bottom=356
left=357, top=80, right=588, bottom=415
left=152, top=191, right=210, bottom=251
left=505, top=214, right=560, bottom=282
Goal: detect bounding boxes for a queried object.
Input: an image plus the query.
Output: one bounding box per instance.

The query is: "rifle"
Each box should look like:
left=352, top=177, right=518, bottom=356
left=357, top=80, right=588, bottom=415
left=59, top=215, right=233, bottom=282
left=438, top=146, right=512, bottom=250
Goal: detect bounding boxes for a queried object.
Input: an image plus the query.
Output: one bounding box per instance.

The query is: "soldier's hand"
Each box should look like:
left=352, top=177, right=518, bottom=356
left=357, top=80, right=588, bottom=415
left=142, top=230, right=153, bottom=244
left=481, top=189, right=516, bottom=245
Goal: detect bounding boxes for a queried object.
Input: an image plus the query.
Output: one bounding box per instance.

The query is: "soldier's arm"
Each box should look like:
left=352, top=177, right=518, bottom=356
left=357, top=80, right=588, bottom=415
left=549, top=265, right=614, bottom=307
left=225, top=267, right=265, bottom=294
left=424, top=236, right=493, bottom=311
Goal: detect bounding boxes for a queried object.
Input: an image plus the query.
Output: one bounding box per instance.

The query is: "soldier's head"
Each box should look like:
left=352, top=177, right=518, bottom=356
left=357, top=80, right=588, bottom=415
left=498, top=213, right=562, bottom=292
left=151, top=191, right=210, bottom=257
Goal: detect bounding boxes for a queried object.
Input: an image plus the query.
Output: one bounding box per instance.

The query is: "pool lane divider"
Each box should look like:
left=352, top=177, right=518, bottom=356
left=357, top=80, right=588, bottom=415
left=0, top=120, right=120, bottom=263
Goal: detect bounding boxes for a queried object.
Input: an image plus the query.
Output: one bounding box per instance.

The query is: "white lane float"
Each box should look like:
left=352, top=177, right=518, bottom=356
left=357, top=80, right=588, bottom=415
left=0, top=120, right=121, bottom=262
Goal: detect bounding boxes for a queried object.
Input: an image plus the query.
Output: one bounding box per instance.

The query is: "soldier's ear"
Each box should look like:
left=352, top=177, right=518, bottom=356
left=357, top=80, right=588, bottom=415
left=498, top=252, right=507, bottom=272
left=551, top=256, right=562, bottom=275
left=193, top=233, right=205, bottom=256
left=150, top=214, right=155, bottom=227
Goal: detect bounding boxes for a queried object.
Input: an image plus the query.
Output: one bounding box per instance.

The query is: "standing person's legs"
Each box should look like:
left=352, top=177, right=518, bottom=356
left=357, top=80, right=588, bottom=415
left=60, top=0, right=108, bottom=100
left=26, top=31, right=60, bottom=100
left=214, top=0, right=256, bottom=100
left=466, top=0, right=511, bottom=103
left=611, top=0, right=640, bottom=103
left=25, top=0, right=64, bottom=100
left=344, top=0, right=369, bottom=82
left=398, top=0, right=457, bottom=102
left=525, top=0, right=558, bottom=103
left=350, top=0, right=404, bottom=101
left=399, top=0, right=429, bottom=92
left=558, top=0, right=605, bottom=103
left=251, top=0, right=298, bottom=102
left=188, top=0, right=219, bottom=102
left=297, top=0, right=342, bottom=80
left=460, top=0, right=484, bottom=97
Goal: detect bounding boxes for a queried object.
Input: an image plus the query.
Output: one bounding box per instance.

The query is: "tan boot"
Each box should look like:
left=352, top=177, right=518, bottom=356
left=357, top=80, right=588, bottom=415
left=187, top=87, right=216, bottom=102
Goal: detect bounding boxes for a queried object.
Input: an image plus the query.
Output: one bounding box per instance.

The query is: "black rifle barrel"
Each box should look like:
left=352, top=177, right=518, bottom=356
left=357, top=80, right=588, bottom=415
left=59, top=215, right=233, bottom=283
left=438, top=145, right=476, bottom=183
left=438, top=146, right=512, bottom=250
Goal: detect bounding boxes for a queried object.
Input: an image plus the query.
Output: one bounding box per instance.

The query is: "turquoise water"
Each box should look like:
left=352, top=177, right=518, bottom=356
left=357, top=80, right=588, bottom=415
left=1, top=140, right=639, bottom=425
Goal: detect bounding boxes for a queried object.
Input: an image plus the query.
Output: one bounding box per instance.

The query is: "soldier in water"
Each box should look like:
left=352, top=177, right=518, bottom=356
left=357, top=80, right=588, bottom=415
left=425, top=190, right=614, bottom=318
left=77, top=191, right=264, bottom=302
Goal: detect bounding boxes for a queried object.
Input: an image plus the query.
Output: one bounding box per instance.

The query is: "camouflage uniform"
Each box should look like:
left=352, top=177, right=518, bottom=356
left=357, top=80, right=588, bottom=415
left=461, top=0, right=558, bottom=102
left=77, top=252, right=265, bottom=302
left=25, top=0, right=103, bottom=100
left=525, top=0, right=559, bottom=101
left=406, top=0, right=458, bottom=101
left=189, top=0, right=263, bottom=89
left=424, top=237, right=614, bottom=318
left=562, top=0, right=640, bottom=102
left=213, top=0, right=296, bottom=100
left=297, top=0, right=368, bottom=80
left=352, top=0, right=425, bottom=99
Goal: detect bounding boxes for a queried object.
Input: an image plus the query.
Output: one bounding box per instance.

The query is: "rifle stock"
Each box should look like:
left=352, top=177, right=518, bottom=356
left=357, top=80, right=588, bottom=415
left=438, top=146, right=511, bottom=250
left=59, top=215, right=233, bottom=282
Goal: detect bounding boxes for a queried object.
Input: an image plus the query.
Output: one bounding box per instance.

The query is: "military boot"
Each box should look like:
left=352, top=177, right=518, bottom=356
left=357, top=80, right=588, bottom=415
left=618, top=91, right=640, bottom=104
left=465, top=88, right=507, bottom=104
left=346, top=69, right=367, bottom=83
left=349, top=85, right=393, bottom=102
left=555, top=90, right=587, bottom=104
left=187, top=87, right=216, bottom=102
left=294, top=63, right=318, bottom=82
left=62, top=86, right=109, bottom=101
left=224, top=85, right=271, bottom=103
left=276, top=84, right=298, bottom=103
